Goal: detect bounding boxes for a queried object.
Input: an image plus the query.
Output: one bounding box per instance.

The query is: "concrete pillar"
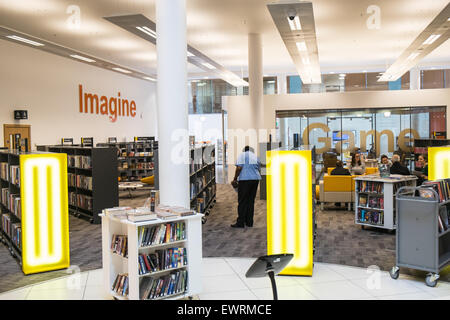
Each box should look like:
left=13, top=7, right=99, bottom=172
left=277, top=74, right=287, bottom=94
left=156, top=0, right=189, bottom=208
left=410, top=68, right=421, bottom=90
left=248, top=33, right=264, bottom=132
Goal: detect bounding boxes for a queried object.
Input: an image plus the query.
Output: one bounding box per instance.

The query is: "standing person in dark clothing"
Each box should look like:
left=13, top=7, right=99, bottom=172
left=390, top=154, right=411, bottom=175
left=231, top=146, right=261, bottom=228
left=330, top=160, right=351, bottom=176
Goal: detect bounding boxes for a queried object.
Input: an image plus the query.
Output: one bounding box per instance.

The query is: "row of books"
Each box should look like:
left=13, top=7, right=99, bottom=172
left=190, top=178, right=204, bottom=200
left=358, top=208, right=384, bottom=225
left=68, top=173, right=92, bottom=191
left=419, top=179, right=450, bottom=203
left=9, top=165, right=20, bottom=186
left=358, top=194, right=384, bottom=209
left=357, top=181, right=383, bottom=193
left=68, top=155, right=92, bottom=169
left=112, top=273, right=129, bottom=297
left=120, top=162, right=154, bottom=170
left=392, top=181, right=415, bottom=195
left=111, top=234, right=128, bottom=258
left=69, top=192, right=93, bottom=211
left=138, top=247, right=187, bottom=275
left=0, top=162, right=8, bottom=181
left=138, top=222, right=186, bottom=247
left=438, top=206, right=449, bottom=233
left=189, top=159, right=205, bottom=175
left=1, top=214, right=21, bottom=250
left=122, top=151, right=153, bottom=157
left=195, top=184, right=216, bottom=213
left=139, top=269, right=187, bottom=300
left=1, top=188, right=21, bottom=219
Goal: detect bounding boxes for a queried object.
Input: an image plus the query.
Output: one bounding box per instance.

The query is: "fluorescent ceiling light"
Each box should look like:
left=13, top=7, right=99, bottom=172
left=296, top=41, right=307, bottom=52
left=201, top=62, right=216, bottom=70
left=384, top=111, right=391, bottom=117
left=339, top=73, right=346, bottom=77
left=70, top=55, right=96, bottom=63
left=143, top=76, right=156, bottom=81
left=187, top=51, right=195, bottom=57
left=423, top=34, right=441, bottom=45
left=406, top=52, right=420, bottom=60
left=287, top=16, right=301, bottom=31
left=190, top=79, right=200, bottom=83
left=112, top=67, right=132, bottom=74
left=6, top=35, right=44, bottom=46
left=267, top=80, right=275, bottom=84
left=136, top=26, right=156, bottom=39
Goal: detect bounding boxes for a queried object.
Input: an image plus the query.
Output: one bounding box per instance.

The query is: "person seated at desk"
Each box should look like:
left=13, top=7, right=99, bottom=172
left=330, top=160, right=351, bottom=176
left=349, top=152, right=365, bottom=175
left=380, top=154, right=391, bottom=166
left=414, top=154, right=428, bottom=185
left=390, top=154, right=411, bottom=175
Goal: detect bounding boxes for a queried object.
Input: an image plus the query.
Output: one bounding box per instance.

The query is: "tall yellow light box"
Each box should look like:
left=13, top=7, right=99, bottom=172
left=428, top=147, right=450, bottom=181
left=266, top=149, right=313, bottom=276
left=20, top=154, right=70, bottom=275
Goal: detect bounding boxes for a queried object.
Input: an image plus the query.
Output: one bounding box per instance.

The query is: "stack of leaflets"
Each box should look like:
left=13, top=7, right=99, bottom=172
left=104, top=207, right=134, bottom=219
left=127, top=207, right=158, bottom=222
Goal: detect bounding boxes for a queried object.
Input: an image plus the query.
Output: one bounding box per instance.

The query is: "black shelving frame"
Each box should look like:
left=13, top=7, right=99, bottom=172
left=0, top=151, right=22, bottom=266
left=37, top=145, right=118, bottom=224
left=413, top=138, right=450, bottom=169
left=190, top=144, right=216, bottom=223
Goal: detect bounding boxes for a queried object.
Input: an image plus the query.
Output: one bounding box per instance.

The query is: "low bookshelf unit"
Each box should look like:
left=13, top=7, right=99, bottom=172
left=101, top=209, right=202, bottom=300
left=355, top=175, right=417, bottom=231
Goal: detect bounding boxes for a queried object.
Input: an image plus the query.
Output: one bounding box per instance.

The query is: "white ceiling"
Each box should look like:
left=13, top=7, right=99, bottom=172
left=0, top=0, right=449, bottom=78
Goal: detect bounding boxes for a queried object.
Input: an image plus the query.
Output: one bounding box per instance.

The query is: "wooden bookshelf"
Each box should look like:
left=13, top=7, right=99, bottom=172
left=37, top=145, right=118, bottom=224
left=101, top=212, right=202, bottom=300
left=354, top=175, right=417, bottom=230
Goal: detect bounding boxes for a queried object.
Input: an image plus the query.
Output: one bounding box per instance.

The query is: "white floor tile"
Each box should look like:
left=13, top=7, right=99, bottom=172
left=224, top=257, right=255, bottom=275
left=199, top=289, right=258, bottom=300
left=83, top=285, right=114, bottom=300
left=201, top=274, right=249, bottom=294
left=86, top=269, right=104, bottom=287
left=26, top=272, right=88, bottom=291
left=378, top=291, right=436, bottom=300
left=292, top=263, right=346, bottom=285
left=0, top=287, right=32, bottom=300
left=252, top=285, right=317, bottom=300
left=202, top=258, right=236, bottom=277
left=408, top=280, right=450, bottom=298
left=324, top=263, right=384, bottom=281
left=240, top=274, right=301, bottom=289
left=26, top=287, right=84, bottom=300
left=301, top=280, right=376, bottom=300
left=350, top=274, right=423, bottom=297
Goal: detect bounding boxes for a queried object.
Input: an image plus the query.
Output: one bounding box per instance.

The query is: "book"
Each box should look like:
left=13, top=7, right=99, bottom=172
left=438, top=206, right=449, bottom=231
left=104, top=206, right=133, bottom=218
left=127, top=207, right=158, bottom=222
left=358, top=194, right=367, bottom=206
left=156, top=211, right=178, bottom=220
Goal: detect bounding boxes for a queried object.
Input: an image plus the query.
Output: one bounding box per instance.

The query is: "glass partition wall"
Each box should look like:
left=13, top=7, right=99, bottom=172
left=276, top=106, right=446, bottom=175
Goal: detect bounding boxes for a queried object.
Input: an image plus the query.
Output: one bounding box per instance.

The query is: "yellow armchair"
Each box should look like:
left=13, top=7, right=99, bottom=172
left=319, top=174, right=357, bottom=210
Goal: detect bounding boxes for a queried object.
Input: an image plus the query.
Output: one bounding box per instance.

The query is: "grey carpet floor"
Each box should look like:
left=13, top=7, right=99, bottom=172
left=0, top=185, right=448, bottom=294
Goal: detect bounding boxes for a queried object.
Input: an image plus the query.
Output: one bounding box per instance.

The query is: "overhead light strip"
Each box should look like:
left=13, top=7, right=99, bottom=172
left=287, top=16, right=302, bottom=31
left=6, top=35, right=44, bottom=46
left=70, top=54, right=96, bottom=63
left=112, top=67, right=132, bottom=74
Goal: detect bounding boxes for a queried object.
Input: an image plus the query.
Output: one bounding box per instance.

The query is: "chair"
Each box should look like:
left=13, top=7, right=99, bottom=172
left=319, top=174, right=357, bottom=210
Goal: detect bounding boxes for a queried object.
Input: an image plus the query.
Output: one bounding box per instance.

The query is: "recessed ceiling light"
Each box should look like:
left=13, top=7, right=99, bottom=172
left=267, top=80, right=275, bottom=84
left=136, top=26, right=156, bottom=39
left=384, top=111, right=391, bottom=117
left=423, top=34, right=441, bottom=45
left=287, top=16, right=301, bottom=31
left=187, top=51, right=195, bottom=57
left=296, top=41, right=307, bottom=52
left=112, top=67, right=132, bottom=74
left=6, top=35, right=44, bottom=46
left=363, top=70, right=367, bottom=73
left=339, top=73, right=346, bottom=77
left=143, top=76, right=156, bottom=81
left=406, top=52, right=420, bottom=61
left=201, top=62, right=216, bottom=70
left=70, top=54, right=96, bottom=63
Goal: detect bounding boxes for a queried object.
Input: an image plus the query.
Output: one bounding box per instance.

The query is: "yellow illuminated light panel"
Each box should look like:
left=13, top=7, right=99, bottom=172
left=20, top=154, right=70, bottom=275
left=428, top=147, right=450, bottom=181
left=266, top=150, right=313, bottom=276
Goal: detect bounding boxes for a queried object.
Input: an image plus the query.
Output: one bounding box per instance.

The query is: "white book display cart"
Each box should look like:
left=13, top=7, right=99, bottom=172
left=354, top=175, right=417, bottom=231
left=101, top=211, right=203, bottom=300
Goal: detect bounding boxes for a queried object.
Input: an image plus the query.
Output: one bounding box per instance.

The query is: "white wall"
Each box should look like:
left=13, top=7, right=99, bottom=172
left=0, top=39, right=157, bottom=149
left=224, top=89, right=450, bottom=182
left=188, top=113, right=222, bottom=144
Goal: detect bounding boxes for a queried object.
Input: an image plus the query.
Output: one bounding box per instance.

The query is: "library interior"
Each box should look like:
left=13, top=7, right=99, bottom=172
left=1, top=0, right=450, bottom=301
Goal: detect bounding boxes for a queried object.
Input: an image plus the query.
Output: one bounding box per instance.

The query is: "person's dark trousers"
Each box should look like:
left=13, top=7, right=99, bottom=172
left=236, top=180, right=259, bottom=227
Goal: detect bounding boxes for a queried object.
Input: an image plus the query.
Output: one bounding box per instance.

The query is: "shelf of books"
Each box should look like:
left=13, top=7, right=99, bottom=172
left=37, top=145, right=118, bottom=224
left=97, top=140, right=159, bottom=186
left=355, top=175, right=417, bottom=230
left=101, top=205, right=202, bottom=300
left=190, top=144, right=216, bottom=221
left=0, top=150, right=70, bottom=275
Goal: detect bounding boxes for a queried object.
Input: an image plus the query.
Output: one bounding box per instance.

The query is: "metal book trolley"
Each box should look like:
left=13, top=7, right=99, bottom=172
left=389, top=187, right=450, bottom=287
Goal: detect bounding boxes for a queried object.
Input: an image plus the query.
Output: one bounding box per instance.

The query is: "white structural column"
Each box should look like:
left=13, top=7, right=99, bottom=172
left=248, top=33, right=264, bottom=131
left=410, top=67, right=421, bottom=90
left=156, top=0, right=189, bottom=208
left=277, top=74, right=287, bottom=94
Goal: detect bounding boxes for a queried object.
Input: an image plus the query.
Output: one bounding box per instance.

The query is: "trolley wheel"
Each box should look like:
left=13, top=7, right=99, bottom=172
left=425, top=273, right=439, bottom=287
left=361, top=225, right=365, bottom=230
left=389, top=266, right=400, bottom=280
left=205, top=211, right=210, bottom=216
left=90, top=219, right=94, bottom=224
left=201, top=217, right=207, bottom=224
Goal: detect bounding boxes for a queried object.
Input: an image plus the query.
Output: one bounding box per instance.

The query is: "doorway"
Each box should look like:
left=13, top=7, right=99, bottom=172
left=3, top=124, right=31, bottom=152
